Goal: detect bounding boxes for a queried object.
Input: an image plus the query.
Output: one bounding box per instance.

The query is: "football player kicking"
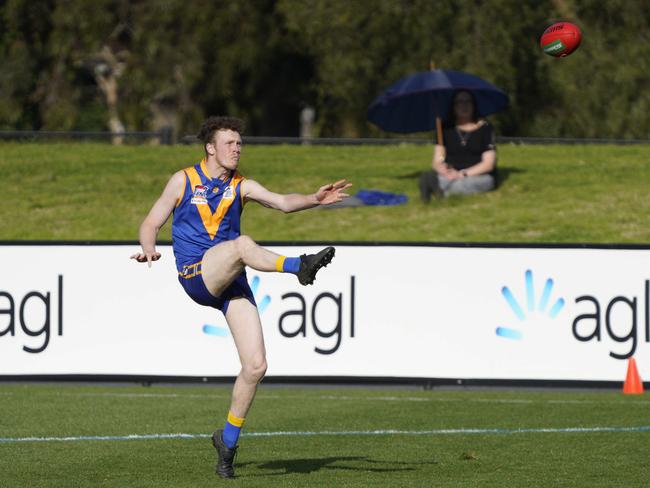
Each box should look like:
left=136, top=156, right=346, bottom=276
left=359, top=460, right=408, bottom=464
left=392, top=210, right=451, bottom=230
left=131, top=116, right=351, bottom=478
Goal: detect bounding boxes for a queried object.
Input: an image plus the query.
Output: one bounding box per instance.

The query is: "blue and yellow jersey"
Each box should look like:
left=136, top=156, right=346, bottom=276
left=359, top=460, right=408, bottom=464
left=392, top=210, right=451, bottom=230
left=172, top=159, right=246, bottom=272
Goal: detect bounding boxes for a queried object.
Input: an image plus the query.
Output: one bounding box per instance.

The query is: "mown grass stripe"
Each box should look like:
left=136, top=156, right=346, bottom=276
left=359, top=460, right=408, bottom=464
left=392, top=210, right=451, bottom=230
left=50, top=392, right=650, bottom=406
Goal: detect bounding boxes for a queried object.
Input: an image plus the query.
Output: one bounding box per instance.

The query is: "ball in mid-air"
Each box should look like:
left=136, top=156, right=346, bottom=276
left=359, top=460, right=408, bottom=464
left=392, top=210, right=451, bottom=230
left=540, top=22, right=582, bottom=57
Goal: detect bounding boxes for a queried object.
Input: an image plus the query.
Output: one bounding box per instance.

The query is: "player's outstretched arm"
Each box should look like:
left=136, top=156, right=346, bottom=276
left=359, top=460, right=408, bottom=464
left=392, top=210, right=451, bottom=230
left=242, top=179, right=352, bottom=213
left=130, top=171, right=184, bottom=267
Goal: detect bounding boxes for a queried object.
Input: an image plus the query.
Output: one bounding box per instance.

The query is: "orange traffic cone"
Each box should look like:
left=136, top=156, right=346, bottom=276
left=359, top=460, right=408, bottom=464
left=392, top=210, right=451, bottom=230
left=623, top=357, right=644, bottom=395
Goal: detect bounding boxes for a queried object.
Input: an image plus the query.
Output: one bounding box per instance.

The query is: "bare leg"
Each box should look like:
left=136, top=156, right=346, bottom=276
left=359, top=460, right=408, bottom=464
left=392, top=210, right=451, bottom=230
left=210, top=289, right=267, bottom=479
left=201, top=235, right=283, bottom=296
left=225, top=297, right=267, bottom=418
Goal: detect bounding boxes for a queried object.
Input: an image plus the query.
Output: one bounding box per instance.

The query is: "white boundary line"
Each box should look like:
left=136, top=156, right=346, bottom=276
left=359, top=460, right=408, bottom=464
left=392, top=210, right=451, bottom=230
left=1, top=426, right=649, bottom=444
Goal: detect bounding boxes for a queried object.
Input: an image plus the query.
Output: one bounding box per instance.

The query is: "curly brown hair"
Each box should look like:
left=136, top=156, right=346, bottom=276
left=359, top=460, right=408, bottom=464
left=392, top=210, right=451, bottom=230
left=197, top=116, right=245, bottom=144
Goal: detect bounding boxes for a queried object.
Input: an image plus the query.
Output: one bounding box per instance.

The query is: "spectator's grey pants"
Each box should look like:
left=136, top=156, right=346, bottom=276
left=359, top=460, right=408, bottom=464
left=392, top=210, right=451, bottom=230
left=438, top=174, right=495, bottom=196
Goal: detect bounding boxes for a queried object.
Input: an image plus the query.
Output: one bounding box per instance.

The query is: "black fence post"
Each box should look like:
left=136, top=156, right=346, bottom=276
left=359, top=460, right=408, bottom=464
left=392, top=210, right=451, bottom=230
left=159, top=126, right=173, bottom=145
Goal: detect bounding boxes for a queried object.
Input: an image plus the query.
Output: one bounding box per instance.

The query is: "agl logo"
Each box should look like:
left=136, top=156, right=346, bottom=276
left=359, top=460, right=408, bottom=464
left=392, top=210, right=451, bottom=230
left=496, top=269, right=650, bottom=359
left=0, top=275, right=64, bottom=353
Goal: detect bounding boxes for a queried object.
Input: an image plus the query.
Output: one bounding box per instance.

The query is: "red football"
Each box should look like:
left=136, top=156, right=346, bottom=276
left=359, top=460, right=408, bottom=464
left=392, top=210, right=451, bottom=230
left=540, top=22, right=582, bottom=57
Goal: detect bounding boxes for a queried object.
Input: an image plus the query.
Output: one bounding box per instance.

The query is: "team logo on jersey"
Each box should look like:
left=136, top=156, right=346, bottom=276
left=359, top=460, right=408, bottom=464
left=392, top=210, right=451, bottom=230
left=191, top=185, right=209, bottom=205
left=222, top=186, right=234, bottom=200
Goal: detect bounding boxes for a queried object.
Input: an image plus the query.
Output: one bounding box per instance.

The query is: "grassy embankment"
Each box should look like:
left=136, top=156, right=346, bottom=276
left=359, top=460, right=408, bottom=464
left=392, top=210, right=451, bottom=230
left=1, top=142, right=649, bottom=243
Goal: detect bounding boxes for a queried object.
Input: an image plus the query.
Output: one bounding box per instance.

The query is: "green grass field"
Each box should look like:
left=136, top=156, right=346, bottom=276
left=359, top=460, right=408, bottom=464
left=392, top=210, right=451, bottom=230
left=1, top=141, right=649, bottom=242
left=1, top=383, right=649, bottom=487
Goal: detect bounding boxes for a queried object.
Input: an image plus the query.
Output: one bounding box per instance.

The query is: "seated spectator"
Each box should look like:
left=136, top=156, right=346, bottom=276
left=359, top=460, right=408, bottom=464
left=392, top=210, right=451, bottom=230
left=419, top=90, right=497, bottom=202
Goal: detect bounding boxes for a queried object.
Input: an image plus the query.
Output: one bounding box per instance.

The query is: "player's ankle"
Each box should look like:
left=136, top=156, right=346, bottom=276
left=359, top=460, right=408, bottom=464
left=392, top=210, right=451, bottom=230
left=275, top=256, right=300, bottom=274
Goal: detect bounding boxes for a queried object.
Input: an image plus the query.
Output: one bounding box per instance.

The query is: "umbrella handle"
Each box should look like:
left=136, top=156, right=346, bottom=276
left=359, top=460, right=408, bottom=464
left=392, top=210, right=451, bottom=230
left=433, top=116, right=446, bottom=168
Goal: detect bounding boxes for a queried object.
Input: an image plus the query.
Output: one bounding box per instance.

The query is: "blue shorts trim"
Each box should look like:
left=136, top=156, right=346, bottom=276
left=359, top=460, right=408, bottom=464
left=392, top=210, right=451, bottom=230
left=177, top=260, right=255, bottom=314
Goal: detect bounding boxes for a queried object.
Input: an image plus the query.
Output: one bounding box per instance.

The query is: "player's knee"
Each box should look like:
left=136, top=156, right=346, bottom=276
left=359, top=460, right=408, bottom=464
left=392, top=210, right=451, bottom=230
left=243, top=357, right=267, bottom=382
left=234, top=235, right=255, bottom=259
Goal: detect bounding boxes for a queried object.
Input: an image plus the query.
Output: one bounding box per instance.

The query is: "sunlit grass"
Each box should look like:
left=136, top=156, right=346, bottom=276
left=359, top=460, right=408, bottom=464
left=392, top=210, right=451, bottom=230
left=1, top=142, right=649, bottom=243
left=1, top=384, right=649, bottom=487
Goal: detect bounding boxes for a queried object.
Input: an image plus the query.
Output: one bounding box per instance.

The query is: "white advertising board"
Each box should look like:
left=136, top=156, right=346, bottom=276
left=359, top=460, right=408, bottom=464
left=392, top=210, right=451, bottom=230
left=0, top=244, right=648, bottom=381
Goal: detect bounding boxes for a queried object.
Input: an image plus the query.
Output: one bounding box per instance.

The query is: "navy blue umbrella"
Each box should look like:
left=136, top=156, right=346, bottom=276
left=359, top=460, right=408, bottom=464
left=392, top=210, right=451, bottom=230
left=367, top=69, right=509, bottom=134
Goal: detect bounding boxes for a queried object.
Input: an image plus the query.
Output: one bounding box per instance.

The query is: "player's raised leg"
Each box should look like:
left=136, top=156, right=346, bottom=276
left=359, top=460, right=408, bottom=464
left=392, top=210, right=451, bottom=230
left=212, top=297, right=267, bottom=479
left=200, top=235, right=280, bottom=296
left=201, top=235, right=336, bottom=295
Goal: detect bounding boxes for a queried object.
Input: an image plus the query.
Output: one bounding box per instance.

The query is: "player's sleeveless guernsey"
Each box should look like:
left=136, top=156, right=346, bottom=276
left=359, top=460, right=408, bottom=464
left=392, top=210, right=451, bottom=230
left=172, top=159, right=245, bottom=272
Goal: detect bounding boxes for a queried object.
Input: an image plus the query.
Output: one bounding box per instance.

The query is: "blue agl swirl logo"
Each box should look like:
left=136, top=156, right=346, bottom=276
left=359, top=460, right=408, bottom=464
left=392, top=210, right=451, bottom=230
left=496, top=269, right=565, bottom=340
left=202, top=275, right=270, bottom=337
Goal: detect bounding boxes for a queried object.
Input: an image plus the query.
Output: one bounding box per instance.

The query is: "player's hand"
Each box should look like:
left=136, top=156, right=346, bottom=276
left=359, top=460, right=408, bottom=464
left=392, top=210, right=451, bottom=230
left=316, top=179, right=353, bottom=205
left=130, top=251, right=161, bottom=267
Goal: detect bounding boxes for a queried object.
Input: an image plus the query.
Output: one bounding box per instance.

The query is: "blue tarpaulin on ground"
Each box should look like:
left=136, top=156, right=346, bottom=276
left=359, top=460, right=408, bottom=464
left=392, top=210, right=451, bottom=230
left=322, top=189, right=408, bottom=208
left=355, top=189, right=408, bottom=206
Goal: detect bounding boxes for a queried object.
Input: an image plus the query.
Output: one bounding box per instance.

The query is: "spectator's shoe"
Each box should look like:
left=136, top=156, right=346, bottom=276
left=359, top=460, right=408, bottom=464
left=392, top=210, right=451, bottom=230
left=419, top=171, right=432, bottom=203
left=296, top=247, right=335, bottom=285
left=212, top=429, right=237, bottom=479
left=419, top=170, right=442, bottom=202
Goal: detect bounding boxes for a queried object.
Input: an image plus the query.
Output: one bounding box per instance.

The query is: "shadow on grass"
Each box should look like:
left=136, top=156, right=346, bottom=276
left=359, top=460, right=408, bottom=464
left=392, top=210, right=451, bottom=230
left=395, top=170, right=424, bottom=180
left=494, top=167, right=524, bottom=188
left=237, top=455, right=436, bottom=477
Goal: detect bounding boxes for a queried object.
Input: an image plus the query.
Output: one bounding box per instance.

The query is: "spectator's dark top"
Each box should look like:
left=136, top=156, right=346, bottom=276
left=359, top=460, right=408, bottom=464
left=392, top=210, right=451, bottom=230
left=442, top=121, right=496, bottom=175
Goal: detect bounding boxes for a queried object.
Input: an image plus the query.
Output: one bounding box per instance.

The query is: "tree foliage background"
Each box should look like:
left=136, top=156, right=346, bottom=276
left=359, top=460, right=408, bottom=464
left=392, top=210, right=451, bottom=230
left=0, top=0, right=648, bottom=139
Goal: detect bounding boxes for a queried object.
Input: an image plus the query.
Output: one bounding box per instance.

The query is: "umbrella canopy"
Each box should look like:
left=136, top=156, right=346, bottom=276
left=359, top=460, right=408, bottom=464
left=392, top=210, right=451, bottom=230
left=367, top=69, right=509, bottom=133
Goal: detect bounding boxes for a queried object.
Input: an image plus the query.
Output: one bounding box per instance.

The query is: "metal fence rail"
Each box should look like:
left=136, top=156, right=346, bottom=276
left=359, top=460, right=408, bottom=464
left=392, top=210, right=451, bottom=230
left=212, top=135, right=650, bottom=145
left=497, top=136, right=650, bottom=145
left=0, top=128, right=173, bottom=144
left=1, top=130, right=648, bottom=146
